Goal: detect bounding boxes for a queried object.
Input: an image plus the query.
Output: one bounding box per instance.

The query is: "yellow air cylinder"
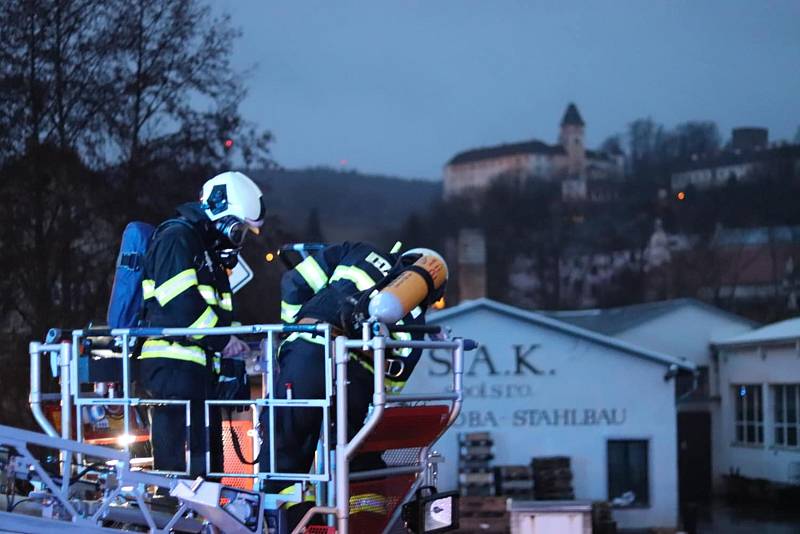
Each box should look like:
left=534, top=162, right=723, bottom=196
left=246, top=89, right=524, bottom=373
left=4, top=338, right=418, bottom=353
left=368, top=253, right=448, bottom=324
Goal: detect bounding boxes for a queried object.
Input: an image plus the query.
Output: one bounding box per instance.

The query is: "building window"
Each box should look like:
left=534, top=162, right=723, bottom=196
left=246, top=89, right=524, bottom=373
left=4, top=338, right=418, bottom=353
left=734, top=384, right=763, bottom=445
left=607, top=440, right=649, bottom=507
left=773, top=385, right=799, bottom=448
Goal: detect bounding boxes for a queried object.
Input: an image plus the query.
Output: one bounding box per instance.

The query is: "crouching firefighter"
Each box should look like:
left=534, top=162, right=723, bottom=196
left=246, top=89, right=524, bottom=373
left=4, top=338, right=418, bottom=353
left=259, top=242, right=448, bottom=496
left=138, top=171, right=264, bottom=476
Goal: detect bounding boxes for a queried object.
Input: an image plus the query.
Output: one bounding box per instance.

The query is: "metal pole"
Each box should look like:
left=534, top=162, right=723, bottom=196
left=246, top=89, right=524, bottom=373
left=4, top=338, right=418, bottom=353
left=29, top=342, right=58, bottom=437
left=71, top=332, right=83, bottom=465
left=344, top=336, right=386, bottom=457
left=334, top=335, right=349, bottom=534
left=268, top=330, right=276, bottom=475
left=185, top=401, right=191, bottom=476
left=448, top=339, right=465, bottom=427
left=327, top=321, right=336, bottom=529
left=328, top=449, right=336, bottom=527
left=204, top=400, right=210, bottom=476
left=318, top=323, right=332, bottom=506
left=59, top=343, right=71, bottom=442
left=70, top=332, right=80, bottom=399
left=251, top=334, right=270, bottom=488
left=251, top=404, right=261, bottom=489
left=121, top=333, right=130, bottom=453
left=59, top=449, right=72, bottom=497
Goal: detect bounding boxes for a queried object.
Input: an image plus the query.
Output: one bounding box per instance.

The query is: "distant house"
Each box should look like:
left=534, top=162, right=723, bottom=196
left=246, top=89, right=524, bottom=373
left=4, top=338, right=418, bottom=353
left=548, top=298, right=757, bottom=500
left=670, top=127, right=800, bottom=192
left=713, top=317, right=800, bottom=490
left=698, top=225, right=800, bottom=311
left=443, top=103, right=624, bottom=199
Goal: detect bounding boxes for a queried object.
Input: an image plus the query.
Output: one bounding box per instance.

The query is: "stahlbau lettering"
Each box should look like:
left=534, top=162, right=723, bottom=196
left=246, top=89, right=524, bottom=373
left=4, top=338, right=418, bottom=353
left=512, top=408, right=626, bottom=427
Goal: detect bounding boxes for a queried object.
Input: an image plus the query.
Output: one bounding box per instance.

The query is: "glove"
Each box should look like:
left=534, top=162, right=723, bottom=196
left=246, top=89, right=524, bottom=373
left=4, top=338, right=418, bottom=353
left=223, top=335, right=250, bottom=359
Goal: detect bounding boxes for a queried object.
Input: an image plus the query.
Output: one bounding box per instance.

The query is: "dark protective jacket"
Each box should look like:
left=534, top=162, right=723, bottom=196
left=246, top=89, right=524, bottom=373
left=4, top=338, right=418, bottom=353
left=138, top=203, right=233, bottom=371
left=280, top=241, right=426, bottom=391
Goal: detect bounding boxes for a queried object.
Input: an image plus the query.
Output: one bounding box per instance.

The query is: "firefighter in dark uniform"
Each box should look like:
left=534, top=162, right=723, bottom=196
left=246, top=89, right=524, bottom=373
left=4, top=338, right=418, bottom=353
left=260, top=242, right=446, bottom=492
left=138, top=171, right=264, bottom=476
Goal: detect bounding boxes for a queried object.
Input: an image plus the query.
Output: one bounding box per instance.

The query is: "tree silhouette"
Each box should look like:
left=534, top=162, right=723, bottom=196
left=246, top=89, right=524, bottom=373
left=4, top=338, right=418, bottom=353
left=0, top=0, right=274, bottom=429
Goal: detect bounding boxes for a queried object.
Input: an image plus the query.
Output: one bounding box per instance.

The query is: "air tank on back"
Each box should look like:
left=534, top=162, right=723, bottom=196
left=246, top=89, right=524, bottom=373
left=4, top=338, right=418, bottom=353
left=368, top=251, right=448, bottom=324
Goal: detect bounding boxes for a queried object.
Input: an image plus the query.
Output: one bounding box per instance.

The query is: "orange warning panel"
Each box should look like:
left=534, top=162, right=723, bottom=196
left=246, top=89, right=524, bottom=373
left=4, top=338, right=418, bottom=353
left=221, top=419, right=257, bottom=490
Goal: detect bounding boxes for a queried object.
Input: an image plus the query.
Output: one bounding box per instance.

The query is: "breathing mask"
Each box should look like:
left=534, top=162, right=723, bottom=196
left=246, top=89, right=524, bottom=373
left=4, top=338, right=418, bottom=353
left=215, top=215, right=250, bottom=248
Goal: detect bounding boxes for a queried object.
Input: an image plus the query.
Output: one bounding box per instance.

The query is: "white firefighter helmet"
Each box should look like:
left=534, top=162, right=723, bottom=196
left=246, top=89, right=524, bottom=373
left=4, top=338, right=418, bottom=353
left=401, top=247, right=448, bottom=280
left=201, top=171, right=265, bottom=233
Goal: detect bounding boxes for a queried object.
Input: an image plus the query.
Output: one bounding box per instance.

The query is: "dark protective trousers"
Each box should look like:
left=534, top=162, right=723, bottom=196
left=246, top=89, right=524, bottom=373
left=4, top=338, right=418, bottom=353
left=259, top=338, right=382, bottom=493
left=139, top=358, right=222, bottom=477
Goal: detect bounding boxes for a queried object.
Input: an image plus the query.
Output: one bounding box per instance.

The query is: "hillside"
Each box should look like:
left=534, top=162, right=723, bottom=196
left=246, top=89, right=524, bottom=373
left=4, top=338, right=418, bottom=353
left=249, top=167, right=442, bottom=245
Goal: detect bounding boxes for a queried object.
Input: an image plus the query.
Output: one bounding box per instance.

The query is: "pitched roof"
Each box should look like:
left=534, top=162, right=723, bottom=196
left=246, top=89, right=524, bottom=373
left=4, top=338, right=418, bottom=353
left=430, top=298, right=695, bottom=370
left=447, top=140, right=564, bottom=166
left=561, top=103, right=585, bottom=127
left=545, top=298, right=757, bottom=336
left=714, top=316, right=800, bottom=348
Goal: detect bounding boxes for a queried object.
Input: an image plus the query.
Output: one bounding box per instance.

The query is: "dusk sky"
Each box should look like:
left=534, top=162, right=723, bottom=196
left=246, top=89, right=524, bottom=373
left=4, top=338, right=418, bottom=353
left=219, top=1, right=800, bottom=179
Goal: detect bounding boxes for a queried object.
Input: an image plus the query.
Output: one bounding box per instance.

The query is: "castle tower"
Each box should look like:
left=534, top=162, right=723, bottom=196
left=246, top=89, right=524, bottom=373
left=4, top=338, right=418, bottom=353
left=559, top=103, right=586, bottom=178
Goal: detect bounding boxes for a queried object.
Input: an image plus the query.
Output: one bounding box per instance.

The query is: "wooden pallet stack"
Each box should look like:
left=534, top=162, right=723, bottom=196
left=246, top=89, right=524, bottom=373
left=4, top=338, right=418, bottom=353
left=458, top=496, right=509, bottom=534
left=493, top=465, right=534, bottom=499
left=458, top=432, right=495, bottom=497
left=531, top=456, right=575, bottom=500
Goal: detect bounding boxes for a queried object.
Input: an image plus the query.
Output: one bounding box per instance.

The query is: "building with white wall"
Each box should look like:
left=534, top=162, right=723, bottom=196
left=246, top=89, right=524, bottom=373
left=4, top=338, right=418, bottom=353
left=404, top=298, right=695, bottom=530
left=549, top=299, right=757, bottom=499
left=713, top=318, right=800, bottom=488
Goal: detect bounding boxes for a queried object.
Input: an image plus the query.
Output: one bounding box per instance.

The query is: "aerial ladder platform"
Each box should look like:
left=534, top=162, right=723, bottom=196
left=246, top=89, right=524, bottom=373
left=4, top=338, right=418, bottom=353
left=0, top=319, right=474, bottom=534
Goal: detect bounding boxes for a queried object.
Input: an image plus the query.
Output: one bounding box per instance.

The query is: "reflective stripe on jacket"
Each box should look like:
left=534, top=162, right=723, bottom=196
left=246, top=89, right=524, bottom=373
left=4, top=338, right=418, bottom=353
left=280, top=242, right=393, bottom=324
left=139, top=205, right=233, bottom=368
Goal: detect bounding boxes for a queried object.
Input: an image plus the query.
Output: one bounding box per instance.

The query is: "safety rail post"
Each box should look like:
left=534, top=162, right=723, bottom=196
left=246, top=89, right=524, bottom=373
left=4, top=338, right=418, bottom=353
left=334, top=335, right=350, bottom=534
left=252, top=332, right=271, bottom=488
left=205, top=390, right=211, bottom=477
left=334, top=332, right=391, bottom=534
left=70, top=331, right=83, bottom=465
left=29, top=342, right=59, bottom=438
left=121, top=332, right=131, bottom=454
left=316, top=323, right=332, bottom=508
left=344, top=336, right=386, bottom=456
left=449, top=338, right=465, bottom=427
left=267, top=327, right=277, bottom=476
left=57, top=342, right=72, bottom=443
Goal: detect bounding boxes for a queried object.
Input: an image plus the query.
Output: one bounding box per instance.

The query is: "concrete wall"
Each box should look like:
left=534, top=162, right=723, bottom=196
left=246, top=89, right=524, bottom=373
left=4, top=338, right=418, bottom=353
left=404, top=306, right=680, bottom=529
left=717, top=343, right=800, bottom=486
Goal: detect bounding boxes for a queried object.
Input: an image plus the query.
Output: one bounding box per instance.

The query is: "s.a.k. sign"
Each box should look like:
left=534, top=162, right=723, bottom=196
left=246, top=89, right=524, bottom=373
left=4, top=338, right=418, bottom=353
left=424, top=343, right=628, bottom=431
